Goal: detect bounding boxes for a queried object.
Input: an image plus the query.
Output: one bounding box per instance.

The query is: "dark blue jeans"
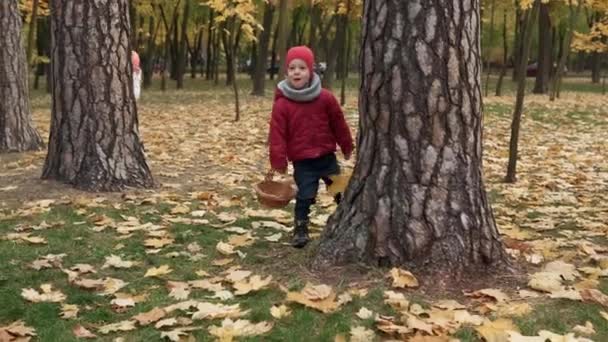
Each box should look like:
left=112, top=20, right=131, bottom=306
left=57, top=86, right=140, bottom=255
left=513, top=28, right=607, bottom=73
left=293, top=153, right=340, bottom=221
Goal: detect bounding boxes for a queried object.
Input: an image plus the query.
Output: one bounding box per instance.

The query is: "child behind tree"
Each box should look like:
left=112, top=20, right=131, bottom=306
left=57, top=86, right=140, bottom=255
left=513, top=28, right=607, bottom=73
left=268, top=46, right=354, bottom=248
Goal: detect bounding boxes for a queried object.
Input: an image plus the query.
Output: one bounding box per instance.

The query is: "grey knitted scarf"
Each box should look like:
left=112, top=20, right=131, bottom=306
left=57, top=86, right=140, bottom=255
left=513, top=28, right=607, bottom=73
left=277, top=73, right=322, bottom=102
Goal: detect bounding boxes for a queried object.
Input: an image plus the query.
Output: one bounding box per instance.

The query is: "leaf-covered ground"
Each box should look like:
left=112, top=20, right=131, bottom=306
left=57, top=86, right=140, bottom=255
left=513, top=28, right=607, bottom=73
left=1, top=77, right=608, bottom=341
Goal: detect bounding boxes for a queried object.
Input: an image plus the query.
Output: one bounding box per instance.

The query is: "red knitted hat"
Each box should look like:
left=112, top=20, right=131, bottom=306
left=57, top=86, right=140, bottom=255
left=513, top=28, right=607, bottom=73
left=285, top=46, right=314, bottom=73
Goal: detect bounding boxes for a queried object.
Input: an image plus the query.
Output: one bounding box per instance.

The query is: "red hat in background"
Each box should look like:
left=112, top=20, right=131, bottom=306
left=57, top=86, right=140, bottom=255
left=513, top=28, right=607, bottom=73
left=285, top=46, right=314, bottom=73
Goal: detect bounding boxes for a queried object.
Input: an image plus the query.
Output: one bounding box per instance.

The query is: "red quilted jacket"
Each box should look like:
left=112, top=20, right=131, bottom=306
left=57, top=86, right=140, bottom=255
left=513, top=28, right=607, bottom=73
left=268, top=88, right=354, bottom=171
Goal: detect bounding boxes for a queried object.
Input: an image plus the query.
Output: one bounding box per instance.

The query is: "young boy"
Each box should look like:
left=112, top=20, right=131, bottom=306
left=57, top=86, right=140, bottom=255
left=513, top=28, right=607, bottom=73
left=268, top=46, right=354, bottom=248
left=131, top=50, right=142, bottom=100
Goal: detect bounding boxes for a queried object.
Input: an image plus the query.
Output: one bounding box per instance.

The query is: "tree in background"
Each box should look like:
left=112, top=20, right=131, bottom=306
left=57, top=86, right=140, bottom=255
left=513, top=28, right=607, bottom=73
left=0, top=0, right=43, bottom=153
left=43, top=0, right=153, bottom=191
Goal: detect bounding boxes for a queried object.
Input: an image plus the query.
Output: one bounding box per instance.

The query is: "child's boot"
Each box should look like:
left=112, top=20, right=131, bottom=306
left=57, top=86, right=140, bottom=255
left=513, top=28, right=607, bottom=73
left=291, top=219, right=310, bottom=248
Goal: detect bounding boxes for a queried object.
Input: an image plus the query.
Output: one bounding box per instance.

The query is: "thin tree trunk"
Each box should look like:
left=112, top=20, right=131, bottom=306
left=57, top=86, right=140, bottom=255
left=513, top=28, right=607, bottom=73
left=176, top=0, right=191, bottom=89
left=276, top=0, right=289, bottom=76
left=205, top=10, right=215, bottom=80
left=213, top=29, right=220, bottom=85
left=269, top=25, right=279, bottom=80
left=143, top=14, right=160, bottom=89
left=550, top=1, right=581, bottom=101
left=26, top=0, right=40, bottom=66
left=191, top=26, right=204, bottom=79
left=252, top=1, right=274, bottom=96
left=0, top=0, right=43, bottom=152
left=308, top=4, right=321, bottom=53
left=43, top=0, right=153, bottom=191
left=591, top=52, right=601, bottom=83
left=484, top=0, right=496, bottom=97
left=512, top=3, right=523, bottom=81
left=321, top=15, right=339, bottom=89
left=533, top=3, right=552, bottom=94
left=314, top=0, right=509, bottom=275
left=506, top=0, right=540, bottom=183
left=340, top=24, right=351, bottom=106
left=495, top=8, right=509, bottom=96
left=34, top=16, right=51, bottom=91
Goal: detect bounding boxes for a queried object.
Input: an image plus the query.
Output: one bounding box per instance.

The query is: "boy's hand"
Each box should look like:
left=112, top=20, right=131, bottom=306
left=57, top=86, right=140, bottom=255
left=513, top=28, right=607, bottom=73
left=344, top=152, right=352, bottom=161
left=272, top=167, right=287, bottom=175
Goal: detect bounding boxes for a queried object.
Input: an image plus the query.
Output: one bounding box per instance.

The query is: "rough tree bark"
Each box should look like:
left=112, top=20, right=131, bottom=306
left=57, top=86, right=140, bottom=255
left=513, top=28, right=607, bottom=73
left=0, top=0, right=43, bottom=153
left=43, top=0, right=154, bottom=191
left=313, top=0, right=510, bottom=275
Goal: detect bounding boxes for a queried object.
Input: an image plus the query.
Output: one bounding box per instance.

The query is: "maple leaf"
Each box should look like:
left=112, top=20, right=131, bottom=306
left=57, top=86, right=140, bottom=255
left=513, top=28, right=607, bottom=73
left=132, top=307, right=167, bottom=326
left=216, top=241, right=238, bottom=255
left=327, top=172, right=351, bottom=195
left=270, top=305, right=291, bottom=319
left=573, top=321, right=595, bottom=336
left=155, top=317, right=178, bottom=329
left=475, top=318, right=519, bottom=342
left=264, top=233, right=282, bottom=242
left=97, top=320, right=136, bottom=334
left=167, top=281, right=191, bottom=300
left=233, top=275, right=272, bottom=295
left=170, top=204, right=191, bottom=215
left=192, top=302, right=249, bottom=320
left=285, top=283, right=340, bottom=313
left=356, top=307, right=375, bottom=320
left=160, top=327, right=203, bottom=341
left=465, top=288, right=510, bottom=303
left=384, top=290, right=410, bottom=310
left=102, top=254, right=138, bottom=269
left=580, top=288, right=608, bottom=307
left=225, top=269, right=252, bottom=283
left=72, top=324, right=96, bottom=339
left=144, top=237, right=174, bottom=248
left=350, top=326, right=375, bottom=342
left=390, top=268, right=419, bottom=288
left=21, top=284, right=66, bottom=303
left=0, top=320, right=36, bottom=339
left=144, top=265, right=172, bottom=277
left=208, top=318, right=273, bottom=340
left=60, top=304, right=79, bottom=319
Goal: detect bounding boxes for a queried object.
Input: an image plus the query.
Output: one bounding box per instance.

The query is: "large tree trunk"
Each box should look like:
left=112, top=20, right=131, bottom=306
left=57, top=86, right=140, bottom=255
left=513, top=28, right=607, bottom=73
left=314, top=0, right=510, bottom=275
left=43, top=0, right=154, bottom=191
left=0, top=0, right=43, bottom=153
left=252, top=1, right=275, bottom=96
left=533, top=3, right=552, bottom=94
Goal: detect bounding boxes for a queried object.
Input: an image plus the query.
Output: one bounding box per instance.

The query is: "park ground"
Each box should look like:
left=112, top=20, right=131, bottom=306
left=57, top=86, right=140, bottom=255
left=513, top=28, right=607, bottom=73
left=0, top=76, right=607, bottom=341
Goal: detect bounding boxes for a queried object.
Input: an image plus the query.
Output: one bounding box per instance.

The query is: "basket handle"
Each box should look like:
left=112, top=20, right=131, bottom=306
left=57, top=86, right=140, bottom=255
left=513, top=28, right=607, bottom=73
left=264, top=169, right=275, bottom=181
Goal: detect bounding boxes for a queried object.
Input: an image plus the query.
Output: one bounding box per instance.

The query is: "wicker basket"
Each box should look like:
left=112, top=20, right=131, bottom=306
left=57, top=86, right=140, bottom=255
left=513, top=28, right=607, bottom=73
left=254, top=179, right=297, bottom=208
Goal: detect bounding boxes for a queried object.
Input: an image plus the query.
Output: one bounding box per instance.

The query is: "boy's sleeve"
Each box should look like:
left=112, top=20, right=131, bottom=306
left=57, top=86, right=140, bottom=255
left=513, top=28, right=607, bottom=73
left=268, top=102, right=288, bottom=171
left=328, top=94, right=354, bottom=156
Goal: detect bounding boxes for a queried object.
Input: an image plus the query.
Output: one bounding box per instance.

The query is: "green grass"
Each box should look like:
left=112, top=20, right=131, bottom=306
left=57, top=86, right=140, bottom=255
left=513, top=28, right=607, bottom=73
left=515, top=300, right=608, bottom=341
left=7, top=70, right=608, bottom=341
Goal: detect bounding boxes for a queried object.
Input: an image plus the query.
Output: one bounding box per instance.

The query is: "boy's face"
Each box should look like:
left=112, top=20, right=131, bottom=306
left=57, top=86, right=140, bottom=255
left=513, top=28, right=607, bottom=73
left=286, top=59, right=311, bottom=89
